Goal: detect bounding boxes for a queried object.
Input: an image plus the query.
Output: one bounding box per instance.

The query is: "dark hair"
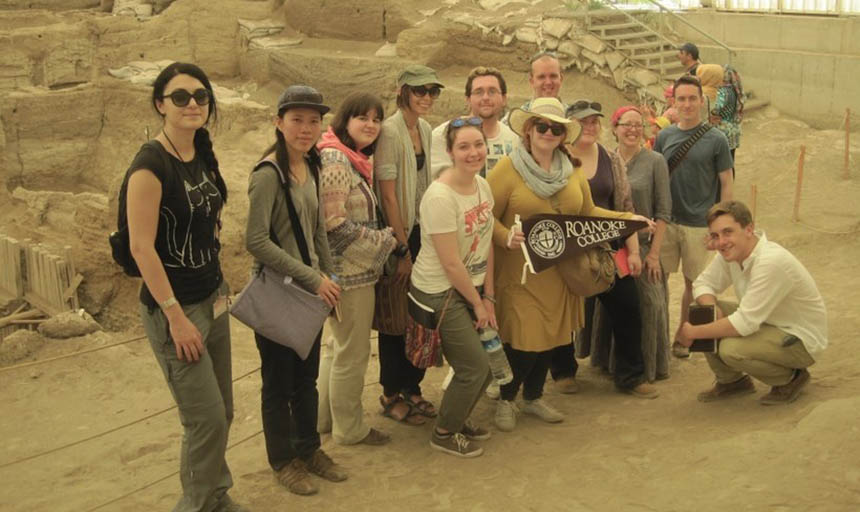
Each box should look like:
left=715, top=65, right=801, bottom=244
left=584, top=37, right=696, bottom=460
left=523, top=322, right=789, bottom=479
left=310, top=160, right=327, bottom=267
left=330, top=92, right=384, bottom=156
left=673, top=75, right=703, bottom=98
left=529, top=51, right=561, bottom=76
left=444, top=118, right=486, bottom=152
left=395, top=84, right=413, bottom=110
left=707, top=200, right=753, bottom=228
left=259, top=108, right=322, bottom=194
left=464, top=66, right=507, bottom=97
left=152, top=62, right=227, bottom=203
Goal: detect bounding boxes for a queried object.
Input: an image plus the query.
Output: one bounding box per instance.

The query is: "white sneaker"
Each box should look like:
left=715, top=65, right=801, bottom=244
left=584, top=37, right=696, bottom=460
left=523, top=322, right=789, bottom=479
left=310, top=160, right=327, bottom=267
left=522, top=398, right=564, bottom=423
left=485, top=380, right=500, bottom=399
left=441, top=367, right=455, bottom=391
left=494, top=400, right=518, bottom=432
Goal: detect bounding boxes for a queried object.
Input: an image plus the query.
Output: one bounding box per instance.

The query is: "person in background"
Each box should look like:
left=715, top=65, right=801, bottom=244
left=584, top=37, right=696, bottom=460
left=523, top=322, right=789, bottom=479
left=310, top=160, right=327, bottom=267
left=126, top=62, right=247, bottom=511
left=678, top=42, right=701, bottom=76
left=411, top=116, right=497, bottom=457
left=375, top=65, right=443, bottom=425
left=503, top=51, right=567, bottom=126
left=316, top=92, right=398, bottom=445
left=612, top=106, right=672, bottom=382
left=245, top=85, right=345, bottom=496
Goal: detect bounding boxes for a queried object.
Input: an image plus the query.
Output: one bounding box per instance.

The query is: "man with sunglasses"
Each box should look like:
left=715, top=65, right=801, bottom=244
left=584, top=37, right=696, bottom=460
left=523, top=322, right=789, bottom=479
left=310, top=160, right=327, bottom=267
left=654, top=75, right=734, bottom=359
left=431, top=67, right=518, bottom=178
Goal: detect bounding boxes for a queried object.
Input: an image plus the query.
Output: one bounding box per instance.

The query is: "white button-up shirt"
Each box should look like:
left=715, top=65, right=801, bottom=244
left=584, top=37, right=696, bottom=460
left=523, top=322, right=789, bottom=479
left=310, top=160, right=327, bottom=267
left=692, top=232, right=828, bottom=358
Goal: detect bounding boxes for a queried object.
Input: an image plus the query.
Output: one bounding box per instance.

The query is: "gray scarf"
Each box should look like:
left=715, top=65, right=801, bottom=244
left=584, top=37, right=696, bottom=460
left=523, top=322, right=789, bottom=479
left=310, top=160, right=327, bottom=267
left=511, top=144, right=573, bottom=199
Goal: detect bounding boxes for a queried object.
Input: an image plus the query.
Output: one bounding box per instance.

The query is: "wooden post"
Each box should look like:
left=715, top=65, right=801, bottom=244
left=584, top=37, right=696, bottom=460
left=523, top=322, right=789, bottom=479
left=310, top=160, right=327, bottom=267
left=845, top=108, right=851, bottom=180
left=750, top=183, right=757, bottom=224
left=793, top=145, right=806, bottom=223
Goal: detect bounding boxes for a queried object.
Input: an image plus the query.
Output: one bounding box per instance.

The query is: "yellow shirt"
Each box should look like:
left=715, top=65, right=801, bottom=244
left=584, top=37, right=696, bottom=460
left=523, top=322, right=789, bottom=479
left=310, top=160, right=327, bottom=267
left=487, top=155, right=632, bottom=352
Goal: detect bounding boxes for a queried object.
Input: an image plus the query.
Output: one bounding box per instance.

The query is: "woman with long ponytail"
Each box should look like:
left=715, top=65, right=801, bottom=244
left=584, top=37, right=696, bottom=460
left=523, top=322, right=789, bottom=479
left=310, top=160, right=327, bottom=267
left=244, top=85, right=345, bottom=497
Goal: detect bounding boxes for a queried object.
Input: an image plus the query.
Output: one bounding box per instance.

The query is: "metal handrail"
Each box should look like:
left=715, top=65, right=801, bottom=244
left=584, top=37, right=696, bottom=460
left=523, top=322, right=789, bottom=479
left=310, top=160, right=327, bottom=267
left=589, top=4, right=678, bottom=49
left=638, top=0, right=735, bottom=63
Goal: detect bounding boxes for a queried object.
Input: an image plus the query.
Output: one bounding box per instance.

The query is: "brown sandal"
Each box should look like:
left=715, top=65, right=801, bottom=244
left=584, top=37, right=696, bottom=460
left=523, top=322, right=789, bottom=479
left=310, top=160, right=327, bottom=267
left=379, top=394, right=426, bottom=426
left=404, top=394, right=437, bottom=418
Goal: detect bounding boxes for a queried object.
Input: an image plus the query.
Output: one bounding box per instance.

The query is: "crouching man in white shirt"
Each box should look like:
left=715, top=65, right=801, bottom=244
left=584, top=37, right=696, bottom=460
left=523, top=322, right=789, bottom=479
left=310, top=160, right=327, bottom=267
left=678, top=200, right=827, bottom=405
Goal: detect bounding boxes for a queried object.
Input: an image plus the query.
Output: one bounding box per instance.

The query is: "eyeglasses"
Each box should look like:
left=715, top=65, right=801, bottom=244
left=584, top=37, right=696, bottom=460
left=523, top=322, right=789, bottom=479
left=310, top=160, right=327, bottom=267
left=162, top=88, right=211, bottom=107
left=410, top=85, right=441, bottom=98
left=450, top=116, right=483, bottom=128
left=616, top=123, right=645, bottom=130
left=534, top=122, right=565, bottom=136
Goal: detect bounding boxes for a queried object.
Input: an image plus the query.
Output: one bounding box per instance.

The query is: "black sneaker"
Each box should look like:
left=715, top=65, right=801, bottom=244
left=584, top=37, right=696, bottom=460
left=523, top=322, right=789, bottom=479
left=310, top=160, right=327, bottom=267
left=460, top=420, right=491, bottom=441
left=430, top=431, right=483, bottom=458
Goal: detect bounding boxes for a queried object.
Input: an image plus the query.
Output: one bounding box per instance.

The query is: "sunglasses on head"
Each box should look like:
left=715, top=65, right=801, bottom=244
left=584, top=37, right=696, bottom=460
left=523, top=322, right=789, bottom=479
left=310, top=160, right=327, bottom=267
left=533, top=121, right=565, bottom=136
left=410, top=85, right=441, bottom=98
left=568, top=100, right=602, bottom=115
left=163, top=88, right=211, bottom=107
left=450, top=116, right=482, bottom=128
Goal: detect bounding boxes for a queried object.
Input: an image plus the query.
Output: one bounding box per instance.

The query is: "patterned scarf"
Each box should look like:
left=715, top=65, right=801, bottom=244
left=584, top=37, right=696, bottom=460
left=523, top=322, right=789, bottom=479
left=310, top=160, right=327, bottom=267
left=316, top=126, right=373, bottom=184
left=510, top=144, right=573, bottom=199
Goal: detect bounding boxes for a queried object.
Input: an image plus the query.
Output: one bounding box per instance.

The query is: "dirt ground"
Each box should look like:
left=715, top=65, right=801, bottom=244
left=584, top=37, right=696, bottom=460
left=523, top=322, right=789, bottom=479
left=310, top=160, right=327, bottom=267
left=2, top=101, right=859, bottom=512
left=2, top=2, right=860, bottom=508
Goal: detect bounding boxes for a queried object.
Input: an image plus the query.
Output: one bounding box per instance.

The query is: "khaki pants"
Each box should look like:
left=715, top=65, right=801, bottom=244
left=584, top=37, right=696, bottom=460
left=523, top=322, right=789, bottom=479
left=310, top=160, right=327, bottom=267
left=660, top=223, right=712, bottom=282
left=410, top=286, right=492, bottom=433
left=706, top=301, right=815, bottom=386
left=141, top=283, right=233, bottom=512
left=318, top=285, right=375, bottom=445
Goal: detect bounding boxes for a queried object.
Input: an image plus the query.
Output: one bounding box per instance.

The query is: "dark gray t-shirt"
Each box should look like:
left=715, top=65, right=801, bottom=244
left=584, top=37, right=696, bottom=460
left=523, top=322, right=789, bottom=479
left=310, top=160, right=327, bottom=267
left=654, top=124, right=733, bottom=227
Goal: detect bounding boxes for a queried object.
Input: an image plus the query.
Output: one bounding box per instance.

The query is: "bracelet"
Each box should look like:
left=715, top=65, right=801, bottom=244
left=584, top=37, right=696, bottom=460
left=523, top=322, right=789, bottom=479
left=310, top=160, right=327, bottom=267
left=159, top=296, right=178, bottom=310
left=482, top=294, right=496, bottom=304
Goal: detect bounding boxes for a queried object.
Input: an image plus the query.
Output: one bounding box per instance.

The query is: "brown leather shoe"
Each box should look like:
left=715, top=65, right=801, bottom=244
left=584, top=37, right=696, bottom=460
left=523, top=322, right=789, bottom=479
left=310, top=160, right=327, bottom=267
left=555, top=377, right=580, bottom=394
left=303, top=449, right=348, bottom=482
left=697, top=375, right=756, bottom=402
left=624, top=382, right=659, bottom=399
left=358, top=427, right=391, bottom=446
left=759, top=369, right=810, bottom=405
left=276, top=458, right=318, bottom=496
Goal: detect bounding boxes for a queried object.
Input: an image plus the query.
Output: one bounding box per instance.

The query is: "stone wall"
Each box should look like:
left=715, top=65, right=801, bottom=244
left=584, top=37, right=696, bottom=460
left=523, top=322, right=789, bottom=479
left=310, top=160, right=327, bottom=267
left=671, top=11, right=860, bottom=128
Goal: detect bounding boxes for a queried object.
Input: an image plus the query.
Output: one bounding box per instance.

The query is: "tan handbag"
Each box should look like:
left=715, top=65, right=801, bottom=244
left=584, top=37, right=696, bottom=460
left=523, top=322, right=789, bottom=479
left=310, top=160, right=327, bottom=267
left=557, top=242, right=616, bottom=297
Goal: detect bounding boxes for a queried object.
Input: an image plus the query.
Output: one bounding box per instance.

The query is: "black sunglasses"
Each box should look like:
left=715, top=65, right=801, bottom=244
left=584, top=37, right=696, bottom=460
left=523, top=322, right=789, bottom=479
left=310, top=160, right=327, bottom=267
left=450, top=116, right=482, bottom=128
left=410, top=85, right=441, bottom=99
left=534, top=121, right=565, bottom=136
left=163, top=88, right=211, bottom=107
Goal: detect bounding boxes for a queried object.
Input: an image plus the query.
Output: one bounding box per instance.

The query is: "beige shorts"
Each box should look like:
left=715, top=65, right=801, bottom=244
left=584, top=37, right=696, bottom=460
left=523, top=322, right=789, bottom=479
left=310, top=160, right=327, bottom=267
left=660, top=223, right=712, bottom=282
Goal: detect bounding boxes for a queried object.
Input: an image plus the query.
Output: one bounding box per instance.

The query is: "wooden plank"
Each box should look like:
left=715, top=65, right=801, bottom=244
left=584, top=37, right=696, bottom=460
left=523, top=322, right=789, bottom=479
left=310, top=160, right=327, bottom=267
left=62, top=274, right=84, bottom=302
left=48, top=255, right=64, bottom=310
left=23, top=292, right=62, bottom=317
left=64, top=246, right=79, bottom=309
left=12, top=239, right=23, bottom=298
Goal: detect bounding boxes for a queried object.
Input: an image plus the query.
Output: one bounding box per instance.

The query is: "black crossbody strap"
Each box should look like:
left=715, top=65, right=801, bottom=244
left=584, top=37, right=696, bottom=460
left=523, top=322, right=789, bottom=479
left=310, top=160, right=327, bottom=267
left=253, top=159, right=314, bottom=267
left=667, top=124, right=712, bottom=174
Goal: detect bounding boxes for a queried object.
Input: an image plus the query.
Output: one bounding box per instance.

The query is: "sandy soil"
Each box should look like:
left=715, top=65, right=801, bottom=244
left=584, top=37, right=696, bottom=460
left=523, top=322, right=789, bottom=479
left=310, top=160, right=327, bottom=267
left=2, top=104, right=859, bottom=512
left=2, top=5, right=860, bottom=509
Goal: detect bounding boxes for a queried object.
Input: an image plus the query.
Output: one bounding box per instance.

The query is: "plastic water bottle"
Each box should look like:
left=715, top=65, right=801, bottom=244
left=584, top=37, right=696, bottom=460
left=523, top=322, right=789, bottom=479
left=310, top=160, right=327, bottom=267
left=479, top=327, right=513, bottom=385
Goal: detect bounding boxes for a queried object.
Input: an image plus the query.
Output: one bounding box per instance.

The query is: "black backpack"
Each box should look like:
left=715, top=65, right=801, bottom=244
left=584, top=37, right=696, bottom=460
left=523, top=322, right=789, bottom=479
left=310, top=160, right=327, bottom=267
left=109, top=143, right=172, bottom=277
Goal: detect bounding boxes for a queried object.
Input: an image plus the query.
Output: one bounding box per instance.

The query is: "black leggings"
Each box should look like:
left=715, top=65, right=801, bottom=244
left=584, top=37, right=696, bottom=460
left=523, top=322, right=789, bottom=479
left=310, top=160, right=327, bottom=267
left=378, top=225, right=426, bottom=397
